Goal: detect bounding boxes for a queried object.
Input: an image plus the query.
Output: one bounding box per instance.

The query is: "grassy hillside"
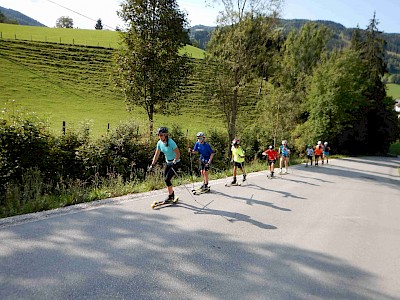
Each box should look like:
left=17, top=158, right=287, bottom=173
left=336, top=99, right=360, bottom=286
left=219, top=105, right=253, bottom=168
left=0, top=39, right=220, bottom=137
left=387, top=83, right=400, bottom=99
left=0, top=25, right=266, bottom=138
left=0, top=23, right=205, bottom=59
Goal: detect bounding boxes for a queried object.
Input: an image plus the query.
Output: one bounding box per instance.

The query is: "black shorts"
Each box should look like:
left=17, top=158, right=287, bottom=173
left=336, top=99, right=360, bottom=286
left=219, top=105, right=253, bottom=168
left=234, top=161, right=244, bottom=168
left=307, top=155, right=313, bottom=160
left=268, top=159, right=276, bottom=166
left=200, top=160, right=210, bottom=171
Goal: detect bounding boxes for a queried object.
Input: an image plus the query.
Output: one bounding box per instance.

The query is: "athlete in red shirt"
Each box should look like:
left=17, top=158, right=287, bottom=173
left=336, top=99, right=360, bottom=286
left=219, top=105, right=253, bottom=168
left=262, top=145, right=278, bottom=178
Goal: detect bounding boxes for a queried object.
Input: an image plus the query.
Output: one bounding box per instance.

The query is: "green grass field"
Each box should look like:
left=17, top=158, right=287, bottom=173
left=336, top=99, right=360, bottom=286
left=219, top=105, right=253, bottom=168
left=387, top=83, right=400, bottom=99
left=0, top=33, right=222, bottom=137
left=0, top=23, right=205, bottom=59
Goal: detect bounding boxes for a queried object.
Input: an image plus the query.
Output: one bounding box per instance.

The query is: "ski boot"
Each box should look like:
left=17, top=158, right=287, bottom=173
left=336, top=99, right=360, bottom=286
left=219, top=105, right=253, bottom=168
left=162, top=192, right=175, bottom=204
left=201, top=184, right=209, bottom=192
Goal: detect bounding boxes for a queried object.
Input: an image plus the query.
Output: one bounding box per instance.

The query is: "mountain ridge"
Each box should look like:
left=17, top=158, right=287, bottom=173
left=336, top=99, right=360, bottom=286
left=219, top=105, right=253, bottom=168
left=0, top=6, right=46, bottom=27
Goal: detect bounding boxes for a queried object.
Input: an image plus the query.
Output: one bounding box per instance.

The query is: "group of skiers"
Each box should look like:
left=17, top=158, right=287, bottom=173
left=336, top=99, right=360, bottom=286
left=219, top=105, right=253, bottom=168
left=149, top=126, right=330, bottom=204
left=305, top=141, right=331, bottom=167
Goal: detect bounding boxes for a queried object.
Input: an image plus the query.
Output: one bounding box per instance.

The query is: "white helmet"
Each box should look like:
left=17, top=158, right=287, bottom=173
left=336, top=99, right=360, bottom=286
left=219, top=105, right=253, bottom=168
left=324, top=142, right=328, bottom=146
left=196, top=132, right=205, bottom=138
left=317, top=141, right=322, bottom=145
left=232, top=139, right=240, bottom=146
left=282, top=140, right=287, bottom=145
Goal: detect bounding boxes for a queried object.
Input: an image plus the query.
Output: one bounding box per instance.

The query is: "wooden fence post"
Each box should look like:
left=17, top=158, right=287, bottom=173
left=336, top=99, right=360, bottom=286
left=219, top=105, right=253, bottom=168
left=62, top=121, right=66, bottom=135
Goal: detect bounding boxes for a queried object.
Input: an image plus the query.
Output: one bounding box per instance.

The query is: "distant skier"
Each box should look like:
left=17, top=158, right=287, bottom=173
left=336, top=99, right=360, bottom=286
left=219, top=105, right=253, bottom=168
left=323, top=142, right=331, bottom=164
left=230, top=139, right=246, bottom=184
left=305, top=144, right=314, bottom=167
left=279, top=140, right=291, bottom=174
left=262, top=145, right=278, bottom=178
left=188, top=132, right=215, bottom=192
left=314, top=141, right=323, bottom=166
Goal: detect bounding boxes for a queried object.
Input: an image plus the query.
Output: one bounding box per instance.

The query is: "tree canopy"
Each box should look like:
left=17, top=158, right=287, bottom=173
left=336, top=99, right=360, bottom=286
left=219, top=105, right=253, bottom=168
left=113, top=0, right=192, bottom=135
left=56, top=16, right=73, bottom=28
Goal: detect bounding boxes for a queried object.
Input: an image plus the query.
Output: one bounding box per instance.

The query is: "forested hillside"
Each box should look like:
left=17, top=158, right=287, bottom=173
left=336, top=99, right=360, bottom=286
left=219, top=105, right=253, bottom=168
left=189, top=19, right=400, bottom=77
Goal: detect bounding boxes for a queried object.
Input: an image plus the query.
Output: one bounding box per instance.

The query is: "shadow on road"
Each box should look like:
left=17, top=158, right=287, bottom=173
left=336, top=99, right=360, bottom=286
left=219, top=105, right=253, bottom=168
left=211, top=189, right=295, bottom=209
left=0, top=208, right=396, bottom=299
left=301, top=157, right=399, bottom=190
left=243, top=183, right=308, bottom=200
left=179, top=202, right=278, bottom=229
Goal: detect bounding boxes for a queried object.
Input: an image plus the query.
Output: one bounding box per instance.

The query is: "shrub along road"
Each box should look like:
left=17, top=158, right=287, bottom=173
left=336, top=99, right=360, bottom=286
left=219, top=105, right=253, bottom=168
left=1, top=157, right=399, bottom=299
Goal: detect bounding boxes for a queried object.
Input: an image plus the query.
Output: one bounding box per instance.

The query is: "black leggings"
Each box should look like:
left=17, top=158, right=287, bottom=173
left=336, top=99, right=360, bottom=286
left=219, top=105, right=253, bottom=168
left=164, top=162, right=180, bottom=186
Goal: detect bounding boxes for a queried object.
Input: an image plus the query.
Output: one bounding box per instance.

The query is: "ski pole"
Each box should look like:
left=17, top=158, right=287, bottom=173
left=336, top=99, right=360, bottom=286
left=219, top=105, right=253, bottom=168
left=170, top=166, right=203, bottom=206
left=189, top=151, right=195, bottom=192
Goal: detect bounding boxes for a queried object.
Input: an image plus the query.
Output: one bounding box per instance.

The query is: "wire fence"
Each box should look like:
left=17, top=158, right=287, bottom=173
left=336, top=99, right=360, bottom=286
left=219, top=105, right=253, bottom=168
left=0, top=32, right=118, bottom=48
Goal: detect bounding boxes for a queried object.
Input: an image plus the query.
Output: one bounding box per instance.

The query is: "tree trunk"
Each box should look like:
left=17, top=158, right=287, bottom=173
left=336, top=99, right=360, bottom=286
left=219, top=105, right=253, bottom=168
left=147, top=104, right=154, bottom=137
left=229, top=86, right=239, bottom=142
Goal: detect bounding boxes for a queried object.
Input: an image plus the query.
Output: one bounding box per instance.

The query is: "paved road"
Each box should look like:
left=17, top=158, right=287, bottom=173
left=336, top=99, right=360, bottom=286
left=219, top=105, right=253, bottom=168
left=1, top=157, right=399, bottom=300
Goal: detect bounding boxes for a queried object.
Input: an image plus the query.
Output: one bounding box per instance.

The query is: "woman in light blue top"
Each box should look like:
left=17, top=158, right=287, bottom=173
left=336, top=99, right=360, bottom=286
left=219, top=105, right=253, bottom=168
left=149, top=127, right=181, bottom=202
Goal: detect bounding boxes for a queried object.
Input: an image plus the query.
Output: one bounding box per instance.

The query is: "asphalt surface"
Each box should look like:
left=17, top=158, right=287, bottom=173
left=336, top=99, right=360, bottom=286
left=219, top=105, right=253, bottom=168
left=1, top=156, right=399, bottom=300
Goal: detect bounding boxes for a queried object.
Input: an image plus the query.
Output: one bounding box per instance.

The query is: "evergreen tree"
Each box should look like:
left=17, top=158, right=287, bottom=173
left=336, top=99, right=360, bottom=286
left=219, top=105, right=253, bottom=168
left=95, top=19, right=103, bottom=30
left=360, top=13, right=399, bottom=154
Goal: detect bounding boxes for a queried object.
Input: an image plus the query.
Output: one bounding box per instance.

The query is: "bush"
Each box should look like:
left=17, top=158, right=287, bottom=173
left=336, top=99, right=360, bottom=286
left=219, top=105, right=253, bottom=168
left=0, top=110, right=52, bottom=194
left=0, top=112, right=237, bottom=218
left=206, top=129, right=230, bottom=171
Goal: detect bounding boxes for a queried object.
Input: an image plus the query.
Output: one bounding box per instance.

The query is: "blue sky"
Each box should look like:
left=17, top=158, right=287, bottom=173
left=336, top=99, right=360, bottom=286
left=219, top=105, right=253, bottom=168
left=0, top=0, right=399, bottom=33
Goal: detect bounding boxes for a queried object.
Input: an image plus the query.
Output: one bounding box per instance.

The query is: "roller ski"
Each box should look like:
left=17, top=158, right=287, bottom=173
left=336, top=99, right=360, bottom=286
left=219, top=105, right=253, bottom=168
left=225, top=178, right=242, bottom=187
left=192, top=184, right=211, bottom=195
left=151, top=194, right=179, bottom=209
left=278, top=169, right=289, bottom=175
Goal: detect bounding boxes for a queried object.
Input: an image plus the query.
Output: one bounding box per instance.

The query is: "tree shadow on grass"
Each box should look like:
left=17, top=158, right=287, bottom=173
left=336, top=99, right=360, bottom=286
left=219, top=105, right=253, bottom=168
left=1, top=207, right=397, bottom=299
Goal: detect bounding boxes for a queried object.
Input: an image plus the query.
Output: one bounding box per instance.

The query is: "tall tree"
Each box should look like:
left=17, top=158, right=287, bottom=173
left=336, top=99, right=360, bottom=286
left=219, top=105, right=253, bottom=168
left=204, top=0, right=283, bottom=141
left=297, top=50, right=369, bottom=153
left=258, top=22, right=331, bottom=147
left=359, top=13, right=399, bottom=153
left=113, top=0, right=192, bottom=135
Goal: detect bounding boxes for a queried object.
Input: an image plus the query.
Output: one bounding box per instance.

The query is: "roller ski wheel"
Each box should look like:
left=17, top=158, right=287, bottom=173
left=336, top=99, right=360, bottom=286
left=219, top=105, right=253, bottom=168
left=151, top=197, right=179, bottom=209
left=225, top=182, right=241, bottom=187
left=192, top=187, right=210, bottom=195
